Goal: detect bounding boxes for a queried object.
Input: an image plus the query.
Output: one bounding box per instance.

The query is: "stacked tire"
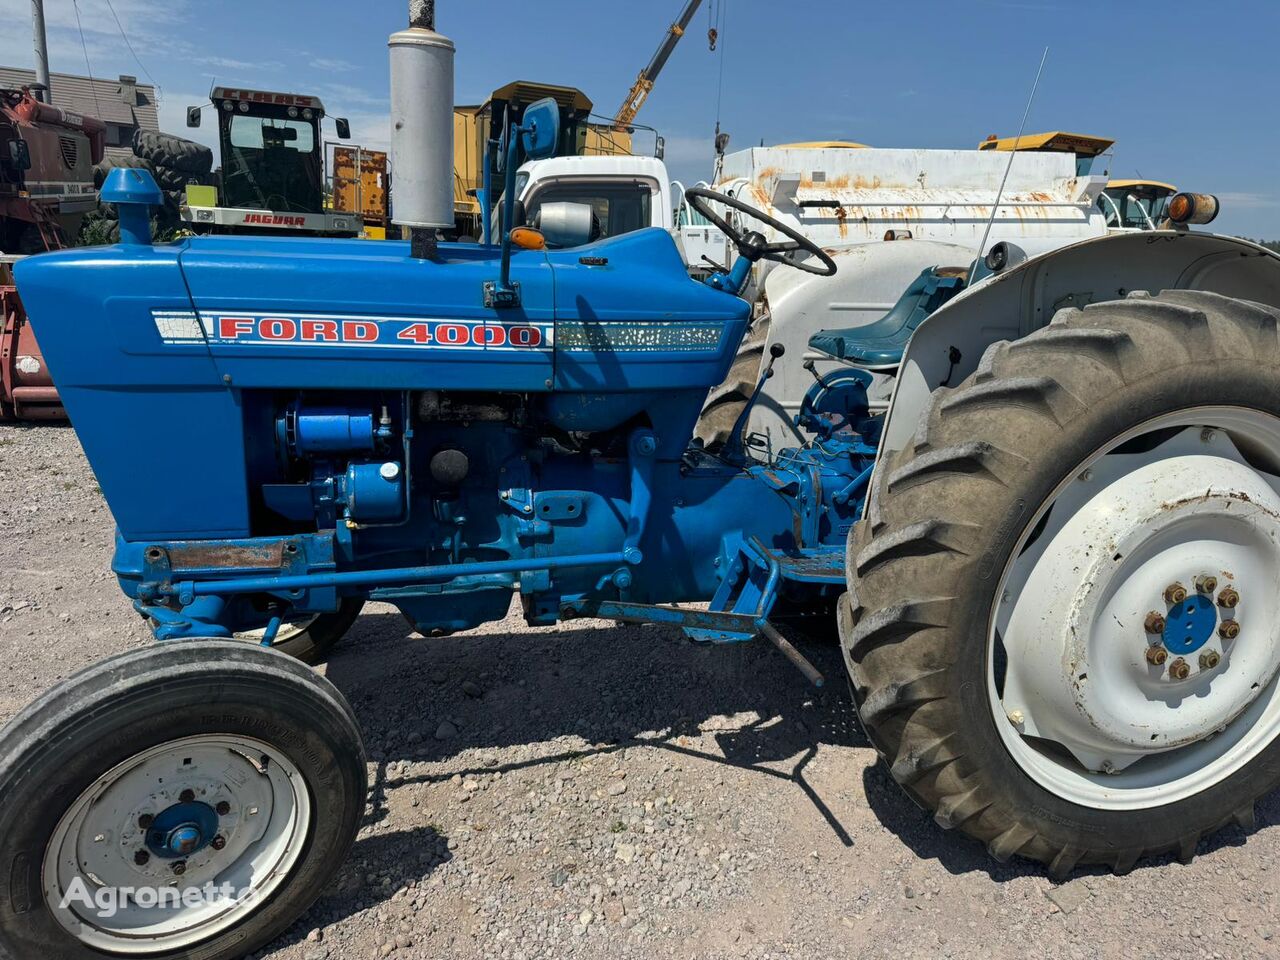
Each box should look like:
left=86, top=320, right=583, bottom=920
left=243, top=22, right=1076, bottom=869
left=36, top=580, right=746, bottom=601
left=83, top=130, right=215, bottom=244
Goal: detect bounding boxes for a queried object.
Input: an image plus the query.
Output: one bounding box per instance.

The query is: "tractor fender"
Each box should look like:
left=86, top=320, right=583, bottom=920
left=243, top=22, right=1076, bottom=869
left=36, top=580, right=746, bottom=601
left=879, top=230, right=1280, bottom=455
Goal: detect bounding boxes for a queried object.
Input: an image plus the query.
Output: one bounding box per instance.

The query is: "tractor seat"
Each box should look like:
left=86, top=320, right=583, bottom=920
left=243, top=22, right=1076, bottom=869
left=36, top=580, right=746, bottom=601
left=808, top=265, right=968, bottom=368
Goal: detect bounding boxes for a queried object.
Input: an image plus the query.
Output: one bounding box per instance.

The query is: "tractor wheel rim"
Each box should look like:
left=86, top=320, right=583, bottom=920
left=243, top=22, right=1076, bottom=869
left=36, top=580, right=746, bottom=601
left=42, top=734, right=311, bottom=953
left=988, top=407, right=1280, bottom=810
left=233, top=615, right=318, bottom=646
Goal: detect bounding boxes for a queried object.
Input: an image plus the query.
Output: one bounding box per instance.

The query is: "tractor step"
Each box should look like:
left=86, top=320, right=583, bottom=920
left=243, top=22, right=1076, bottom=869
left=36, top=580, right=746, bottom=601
left=559, top=598, right=825, bottom=687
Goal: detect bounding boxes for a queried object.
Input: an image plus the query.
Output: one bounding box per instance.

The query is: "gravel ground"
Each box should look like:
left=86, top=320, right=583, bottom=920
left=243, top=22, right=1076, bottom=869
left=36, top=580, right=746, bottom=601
left=3, top=420, right=1280, bottom=960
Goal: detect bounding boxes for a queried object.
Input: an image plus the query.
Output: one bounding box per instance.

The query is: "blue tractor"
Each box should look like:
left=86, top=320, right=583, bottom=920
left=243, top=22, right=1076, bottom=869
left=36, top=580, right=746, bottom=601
left=7, top=12, right=1280, bottom=959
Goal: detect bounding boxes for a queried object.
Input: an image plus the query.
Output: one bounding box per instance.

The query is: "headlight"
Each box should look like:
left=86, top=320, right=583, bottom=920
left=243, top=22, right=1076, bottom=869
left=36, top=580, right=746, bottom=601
left=1167, top=193, right=1220, bottom=226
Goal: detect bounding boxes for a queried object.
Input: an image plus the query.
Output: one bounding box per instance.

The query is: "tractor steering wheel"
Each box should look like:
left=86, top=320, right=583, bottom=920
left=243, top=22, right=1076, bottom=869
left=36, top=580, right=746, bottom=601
left=683, top=186, right=837, bottom=277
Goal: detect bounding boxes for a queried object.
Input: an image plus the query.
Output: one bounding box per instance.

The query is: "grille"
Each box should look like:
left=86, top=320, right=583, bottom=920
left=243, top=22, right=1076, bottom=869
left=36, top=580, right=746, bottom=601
left=59, top=136, right=78, bottom=168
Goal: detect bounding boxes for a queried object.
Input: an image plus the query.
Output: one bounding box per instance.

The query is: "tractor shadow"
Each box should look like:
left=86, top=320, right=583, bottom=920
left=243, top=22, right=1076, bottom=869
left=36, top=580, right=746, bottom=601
left=326, top=607, right=866, bottom=838
left=319, top=605, right=1280, bottom=895
left=858, top=760, right=1271, bottom=882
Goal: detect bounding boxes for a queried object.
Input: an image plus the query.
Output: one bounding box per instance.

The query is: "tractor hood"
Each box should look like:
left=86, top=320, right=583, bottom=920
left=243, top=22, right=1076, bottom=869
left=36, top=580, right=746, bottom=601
left=13, top=228, right=748, bottom=539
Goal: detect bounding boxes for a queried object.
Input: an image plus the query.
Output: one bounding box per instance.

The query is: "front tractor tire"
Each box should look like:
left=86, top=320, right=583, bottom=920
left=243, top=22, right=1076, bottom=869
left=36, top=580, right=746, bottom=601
left=0, top=641, right=366, bottom=960
left=844, top=291, right=1280, bottom=876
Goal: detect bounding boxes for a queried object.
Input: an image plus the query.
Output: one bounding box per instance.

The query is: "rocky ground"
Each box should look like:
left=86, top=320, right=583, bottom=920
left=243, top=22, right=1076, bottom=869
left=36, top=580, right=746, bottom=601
left=2, top=420, right=1279, bottom=960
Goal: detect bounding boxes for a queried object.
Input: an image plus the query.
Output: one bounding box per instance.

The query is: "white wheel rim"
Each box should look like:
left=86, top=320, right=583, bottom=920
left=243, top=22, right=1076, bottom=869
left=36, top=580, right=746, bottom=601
left=233, top=615, right=318, bottom=646
left=989, top=407, right=1280, bottom=810
left=43, top=735, right=311, bottom=953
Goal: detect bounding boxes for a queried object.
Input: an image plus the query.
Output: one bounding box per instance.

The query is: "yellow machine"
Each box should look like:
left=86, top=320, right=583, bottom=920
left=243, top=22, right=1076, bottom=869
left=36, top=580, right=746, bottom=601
left=452, top=82, right=633, bottom=239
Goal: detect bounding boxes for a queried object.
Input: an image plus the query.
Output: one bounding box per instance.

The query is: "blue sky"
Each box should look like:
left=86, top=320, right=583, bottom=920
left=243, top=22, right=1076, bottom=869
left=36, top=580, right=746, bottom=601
left=2, top=0, right=1277, bottom=237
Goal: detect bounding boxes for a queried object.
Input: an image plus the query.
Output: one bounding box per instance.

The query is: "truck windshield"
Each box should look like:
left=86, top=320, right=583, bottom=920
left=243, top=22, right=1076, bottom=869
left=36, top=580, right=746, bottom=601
left=525, top=180, right=653, bottom=240
left=1099, top=188, right=1173, bottom=230
left=220, top=114, right=322, bottom=213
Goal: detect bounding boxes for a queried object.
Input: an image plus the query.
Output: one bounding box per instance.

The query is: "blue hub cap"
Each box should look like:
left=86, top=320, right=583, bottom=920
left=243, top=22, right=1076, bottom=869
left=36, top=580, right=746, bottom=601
left=145, top=801, right=220, bottom=859
left=1162, top=593, right=1218, bottom=655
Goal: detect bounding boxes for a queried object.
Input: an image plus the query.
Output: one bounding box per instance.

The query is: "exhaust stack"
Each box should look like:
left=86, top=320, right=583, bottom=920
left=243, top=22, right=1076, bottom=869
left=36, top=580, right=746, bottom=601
left=389, top=0, right=454, bottom=253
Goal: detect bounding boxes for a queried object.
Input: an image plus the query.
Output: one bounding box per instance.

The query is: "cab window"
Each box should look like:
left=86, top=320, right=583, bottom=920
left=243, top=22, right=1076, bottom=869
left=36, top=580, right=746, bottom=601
left=525, top=180, right=653, bottom=240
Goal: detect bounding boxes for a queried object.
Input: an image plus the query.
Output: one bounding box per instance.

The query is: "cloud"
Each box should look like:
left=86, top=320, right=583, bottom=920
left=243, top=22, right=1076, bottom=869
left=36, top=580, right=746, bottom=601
left=194, top=56, right=284, bottom=73
left=311, top=81, right=389, bottom=109
left=156, top=89, right=218, bottom=150
left=310, top=57, right=361, bottom=73
left=1215, top=192, right=1280, bottom=210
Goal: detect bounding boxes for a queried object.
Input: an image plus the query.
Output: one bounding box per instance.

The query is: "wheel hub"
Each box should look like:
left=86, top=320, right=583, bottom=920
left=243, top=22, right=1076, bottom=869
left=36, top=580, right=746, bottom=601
left=1162, top=593, right=1217, bottom=656
left=999, top=432, right=1280, bottom=775
left=144, top=801, right=220, bottom=859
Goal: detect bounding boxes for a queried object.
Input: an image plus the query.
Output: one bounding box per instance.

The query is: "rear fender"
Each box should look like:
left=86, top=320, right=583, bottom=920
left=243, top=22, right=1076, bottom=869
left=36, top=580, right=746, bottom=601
left=879, top=231, right=1280, bottom=456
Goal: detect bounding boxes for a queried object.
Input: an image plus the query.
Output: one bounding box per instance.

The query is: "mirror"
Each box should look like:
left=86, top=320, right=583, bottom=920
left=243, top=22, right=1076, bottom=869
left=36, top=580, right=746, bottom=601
left=334, top=117, right=351, bottom=140
left=263, top=126, right=299, bottom=144
left=656, top=135, right=665, bottom=161
left=520, top=97, right=560, bottom=162
left=186, top=105, right=201, bottom=128
left=8, top=138, right=31, bottom=171
left=494, top=105, right=510, bottom=173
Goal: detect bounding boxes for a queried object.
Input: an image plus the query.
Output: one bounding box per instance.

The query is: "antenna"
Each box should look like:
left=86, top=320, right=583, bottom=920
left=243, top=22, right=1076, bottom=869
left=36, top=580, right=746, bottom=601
left=975, top=47, right=1049, bottom=273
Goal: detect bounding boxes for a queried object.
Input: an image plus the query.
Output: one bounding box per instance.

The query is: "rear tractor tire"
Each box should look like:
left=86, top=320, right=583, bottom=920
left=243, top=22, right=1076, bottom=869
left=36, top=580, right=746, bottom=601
left=132, top=130, right=213, bottom=176
left=0, top=640, right=366, bottom=959
left=844, top=290, right=1280, bottom=875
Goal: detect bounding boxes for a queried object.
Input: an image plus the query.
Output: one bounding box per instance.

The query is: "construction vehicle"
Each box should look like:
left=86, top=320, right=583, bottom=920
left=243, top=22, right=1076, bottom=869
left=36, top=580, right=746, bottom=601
left=0, top=87, right=102, bottom=252
left=0, top=87, right=102, bottom=420
left=452, top=81, right=636, bottom=239
left=7, top=8, right=1280, bottom=958
left=613, top=0, right=704, bottom=131
left=182, top=87, right=360, bottom=236
left=449, top=0, right=711, bottom=240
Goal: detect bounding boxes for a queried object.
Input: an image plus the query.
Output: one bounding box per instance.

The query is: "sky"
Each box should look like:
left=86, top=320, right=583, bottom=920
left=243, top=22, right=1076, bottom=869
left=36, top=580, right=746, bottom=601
left=2, top=0, right=1277, bottom=238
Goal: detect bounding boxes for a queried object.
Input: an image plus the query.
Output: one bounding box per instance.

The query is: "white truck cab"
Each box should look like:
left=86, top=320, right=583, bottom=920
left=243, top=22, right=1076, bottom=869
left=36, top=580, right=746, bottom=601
left=512, top=155, right=672, bottom=237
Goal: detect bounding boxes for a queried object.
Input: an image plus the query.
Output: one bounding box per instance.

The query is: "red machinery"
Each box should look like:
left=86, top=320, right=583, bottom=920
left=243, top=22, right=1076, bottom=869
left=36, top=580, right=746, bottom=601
left=0, top=87, right=103, bottom=420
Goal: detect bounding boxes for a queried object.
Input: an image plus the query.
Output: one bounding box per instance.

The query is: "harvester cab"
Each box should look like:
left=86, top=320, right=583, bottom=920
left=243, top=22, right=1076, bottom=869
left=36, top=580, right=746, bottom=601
left=182, top=87, right=359, bottom=236
left=1097, top=179, right=1219, bottom=231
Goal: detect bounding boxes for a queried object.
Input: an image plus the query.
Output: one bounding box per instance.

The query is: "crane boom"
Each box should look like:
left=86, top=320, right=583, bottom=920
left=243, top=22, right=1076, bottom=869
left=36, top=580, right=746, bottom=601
left=612, top=0, right=704, bottom=131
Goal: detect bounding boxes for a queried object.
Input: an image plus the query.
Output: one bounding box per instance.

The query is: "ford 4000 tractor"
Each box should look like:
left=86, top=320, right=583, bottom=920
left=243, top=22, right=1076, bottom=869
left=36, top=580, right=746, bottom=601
left=6, top=10, right=1280, bottom=959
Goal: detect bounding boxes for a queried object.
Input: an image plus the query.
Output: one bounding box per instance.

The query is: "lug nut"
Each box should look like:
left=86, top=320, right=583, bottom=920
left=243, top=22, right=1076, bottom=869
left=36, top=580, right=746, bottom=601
left=1164, top=582, right=1188, bottom=604
left=1219, top=619, right=1240, bottom=640
left=134, top=850, right=150, bottom=866
left=1217, top=587, right=1240, bottom=609
left=1200, top=651, right=1222, bottom=670
left=1144, top=611, right=1166, bottom=634
left=215, top=801, right=230, bottom=816
left=1146, top=645, right=1169, bottom=666
left=1169, top=658, right=1191, bottom=681
left=178, top=789, right=195, bottom=803
left=1195, top=575, right=1218, bottom=594
left=171, top=861, right=186, bottom=876
left=211, top=835, right=226, bottom=851
left=138, top=813, right=154, bottom=829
